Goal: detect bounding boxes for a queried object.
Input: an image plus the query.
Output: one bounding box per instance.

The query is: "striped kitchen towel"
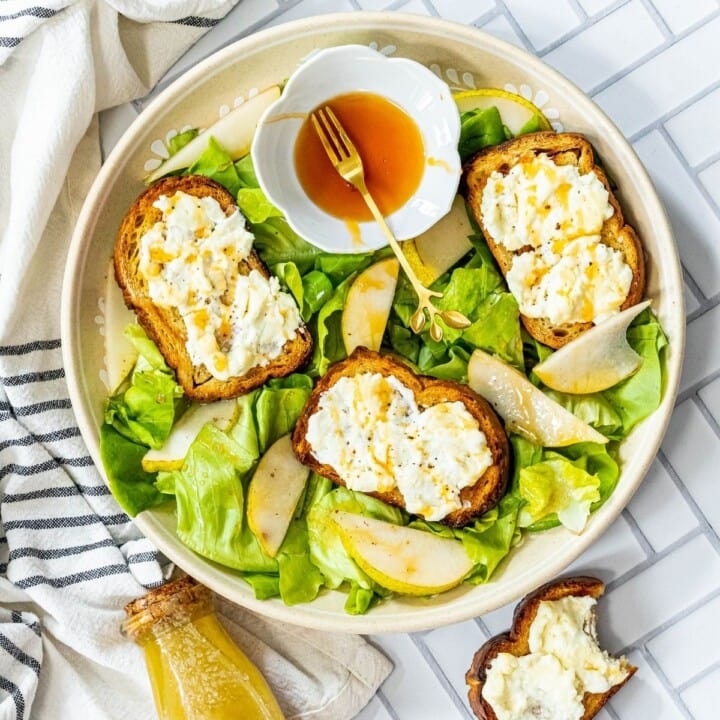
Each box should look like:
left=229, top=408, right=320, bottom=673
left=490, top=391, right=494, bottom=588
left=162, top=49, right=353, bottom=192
left=0, top=4, right=392, bottom=719
left=0, top=0, right=235, bottom=65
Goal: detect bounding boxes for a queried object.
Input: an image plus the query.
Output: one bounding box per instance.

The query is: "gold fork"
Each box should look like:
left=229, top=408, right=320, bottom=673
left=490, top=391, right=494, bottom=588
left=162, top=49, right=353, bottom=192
left=311, top=106, right=471, bottom=342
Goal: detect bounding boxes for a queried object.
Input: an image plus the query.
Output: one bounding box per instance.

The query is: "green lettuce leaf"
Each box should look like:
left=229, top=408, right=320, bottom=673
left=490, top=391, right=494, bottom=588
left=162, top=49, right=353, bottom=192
left=518, top=454, right=601, bottom=533
left=173, top=423, right=275, bottom=571
left=99, top=424, right=172, bottom=516
left=167, top=129, right=198, bottom=157
left=308, top=276, right=354, bottom=377
left=103, top=325, right=184, bottom=449
left=459, top=106, right=508, bottom=162
left=186, top=136, right=243, bottom=196
left=236, top=188, right=283, bottom=224
left=603, top=310, right=668, bottom=434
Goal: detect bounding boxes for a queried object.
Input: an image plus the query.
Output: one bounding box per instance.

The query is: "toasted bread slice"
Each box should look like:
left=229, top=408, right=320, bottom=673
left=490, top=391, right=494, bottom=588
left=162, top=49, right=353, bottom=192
left=292, top=347, right=510, bottom=527
left=462, top=132, right=645, bottom=349
left=466, top=576, right=637, bottom=720
left=114, top=175, right=312, bottom=401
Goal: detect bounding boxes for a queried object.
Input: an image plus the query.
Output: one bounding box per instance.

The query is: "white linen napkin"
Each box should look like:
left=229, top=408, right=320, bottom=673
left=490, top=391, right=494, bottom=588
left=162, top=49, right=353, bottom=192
left=0, top=4, right=392, bottom=719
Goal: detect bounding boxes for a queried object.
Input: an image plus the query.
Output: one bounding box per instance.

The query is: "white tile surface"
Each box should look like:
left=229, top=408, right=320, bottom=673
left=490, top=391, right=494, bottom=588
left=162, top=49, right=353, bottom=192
left=684, top=280, right=702, bottom=316
left=682, top=666, right=720, bottom=720
left=665, top=86, right=720, bottom=167
left=423, top=620, right=489, bottom=711
left=479, top=13, right=527, bottom=49
left=354, top=695, right=394, bottom=720
left=634, top=130, right=720, bottom=298
left=594, top=16, right=720, bottom=137
left=393, top=0, right=432, bottom=16
left=681, top=304, right=720, bottom=393
left=699, top=377, right=720, bottom=426
left=608, top=649, right=686, bottom=720
left=652, top=0, right=718, bottom=34
left=699, top=158, right=720, bottom=210
left=626, top=459, right=698, bottom=552
left=430, top=0, right=496, bottom=24
left=577, top=0, right=618, bottom=14
left=543, top=1, right=664, bottom=92
left=663, top=400, right=720, bottom=534
left=370, top=633, right=465, bottom=718
left=647, top=594, right=720, bottom=686
left=566, top=514, right=647, bottom=579
left=503, top=0, right=581, bottom=50
left=603, top=534, right=720, bottom=646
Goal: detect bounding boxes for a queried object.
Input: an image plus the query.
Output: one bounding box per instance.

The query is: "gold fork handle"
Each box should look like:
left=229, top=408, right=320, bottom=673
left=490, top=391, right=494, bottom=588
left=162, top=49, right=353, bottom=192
left=355, top=180, right=440, bottom=300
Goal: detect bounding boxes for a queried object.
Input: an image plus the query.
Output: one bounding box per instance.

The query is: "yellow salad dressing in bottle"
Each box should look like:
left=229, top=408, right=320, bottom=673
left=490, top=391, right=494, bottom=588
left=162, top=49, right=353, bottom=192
left=123, top=575, right=284, bottom=720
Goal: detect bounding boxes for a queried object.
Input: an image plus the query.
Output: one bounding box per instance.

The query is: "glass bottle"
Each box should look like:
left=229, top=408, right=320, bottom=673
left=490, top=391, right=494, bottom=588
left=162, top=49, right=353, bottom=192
left=123, top=575, right=284, bottom=720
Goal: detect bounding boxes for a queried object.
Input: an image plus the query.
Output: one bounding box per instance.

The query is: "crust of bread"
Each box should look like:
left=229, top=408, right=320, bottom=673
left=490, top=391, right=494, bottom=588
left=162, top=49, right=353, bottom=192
left=462, top=131, right=645, bottom=349
left=114, top=175, right=312, bottom=402
left=292, top=347, right=510, bottom=527
left=465, top=576, right=637, bottom=720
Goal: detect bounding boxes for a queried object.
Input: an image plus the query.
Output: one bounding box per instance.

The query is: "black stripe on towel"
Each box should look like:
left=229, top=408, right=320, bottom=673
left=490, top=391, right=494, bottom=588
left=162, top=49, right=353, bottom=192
left=0, top=37, right=21, bottom=49
left=0, top=426, right=81, bottom=451
left=0, top=7, right=57, bottom=22
left=0, top=399, right=72, bottom=418
left=8, top=538, right=116, bottom=562
left=1, top=368, right=65, bottom=386
left=0, top=455, right=94, bottom=481
left=15, top=563, right=129, bottom=589
left=0, top=633, right=40, bottom=676
left=3, top=484, right=110, bottom=503
left=0, top=339, right=60, bottom=355
left=10, top=612, right=40, bottom=637
left=126, top=551, right=157, bottom=564
left=172, top=15, right=219, bottom=28
left=4, top=513, right=129, bottom=531
left=0, top=675, right=24, bottom=720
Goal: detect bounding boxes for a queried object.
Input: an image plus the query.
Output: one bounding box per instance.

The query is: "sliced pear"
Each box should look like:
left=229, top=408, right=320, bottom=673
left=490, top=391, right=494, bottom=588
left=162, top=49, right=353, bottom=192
left=332, top=510, right=473, bottom=596
left=402, top=195, right=474, bottom=286
left=454, top=88, right=552, bottom=135
left=247, top=434, right=310, bottom=557
left=467, top=349, right=607, bottom=447
left=341, top=257, right=399, bottom=353
left=141, top=400, right=239, bottom=472
left=145, top=86, right=281, bottom=183
left=534, top=301, right=652, bottom=394
left=104, top=260, right=138, bottom=392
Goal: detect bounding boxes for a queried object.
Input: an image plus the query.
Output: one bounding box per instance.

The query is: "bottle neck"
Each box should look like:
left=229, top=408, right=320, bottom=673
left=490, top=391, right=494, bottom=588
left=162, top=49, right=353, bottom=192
left=122, top=576, right=214, bottom=645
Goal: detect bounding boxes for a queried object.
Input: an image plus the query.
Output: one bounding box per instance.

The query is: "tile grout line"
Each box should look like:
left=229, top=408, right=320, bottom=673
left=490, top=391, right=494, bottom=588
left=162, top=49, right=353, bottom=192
left=658, top=124, right=720, bottom=226
left=473, top=6, right=505, bottom=31
left=622, top=75, right=720, bottom=145
left=694, top=146, right=720, bottom=175
left=620, top=507, right=656, bottom=557
left=642, top=0, right=674, bottom=39
left=536, top=0, right=633, bottom=57
left=493, top=0, right=536, bottom=52
left=676, top=655, right=720, bottom=694
left=566, top=0, right=589, bottom=22
left=694, top=392, right=720, bottom=440
left=410, top=633, right=475, bottom=720
left=675, top=368, right=720, bottom=407
left=604, top=526, right=703, bottom=594
left=630, top=646, right=694, bottom=719
left=375, top=689, right=401, bottom=720
left=657, top=450, right=720, bottom=553
left=619, top=585, right=720, bottom=655
left=683, top=263, right=711, bottom=307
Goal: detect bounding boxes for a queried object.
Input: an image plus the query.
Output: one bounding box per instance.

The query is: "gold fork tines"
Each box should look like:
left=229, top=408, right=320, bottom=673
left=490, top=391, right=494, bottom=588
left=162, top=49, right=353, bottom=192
left=311, top=106, right=470, bottom=342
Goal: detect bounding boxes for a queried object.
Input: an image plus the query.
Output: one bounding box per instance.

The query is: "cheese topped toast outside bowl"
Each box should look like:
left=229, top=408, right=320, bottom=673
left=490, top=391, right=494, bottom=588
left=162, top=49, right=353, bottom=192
left=61, top=12, right=684, bottom=633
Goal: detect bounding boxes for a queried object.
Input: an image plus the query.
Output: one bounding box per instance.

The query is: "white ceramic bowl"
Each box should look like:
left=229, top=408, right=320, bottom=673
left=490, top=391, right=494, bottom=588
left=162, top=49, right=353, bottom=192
left=61, top=13, right=684, bottom=634
left=252, top=44, right=461, bottom=252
